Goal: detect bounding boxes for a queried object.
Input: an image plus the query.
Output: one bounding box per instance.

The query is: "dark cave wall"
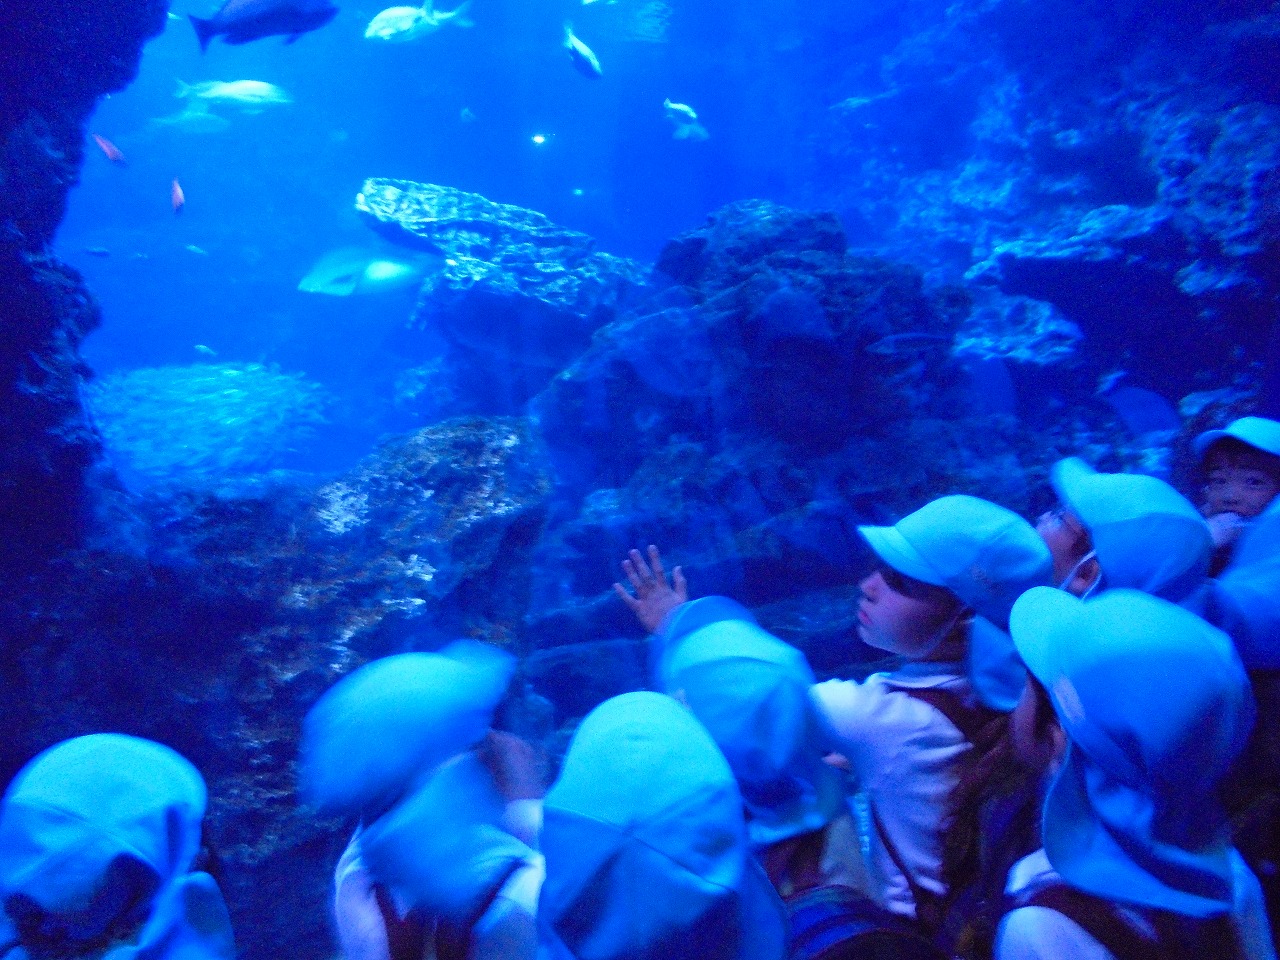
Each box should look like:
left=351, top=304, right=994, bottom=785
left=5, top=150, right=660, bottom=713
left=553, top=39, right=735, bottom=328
left=0, top=0, right=167, bottom=563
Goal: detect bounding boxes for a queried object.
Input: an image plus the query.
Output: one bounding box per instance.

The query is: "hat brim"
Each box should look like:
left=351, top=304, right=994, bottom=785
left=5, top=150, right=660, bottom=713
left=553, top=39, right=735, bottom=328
left=1049, top=457, right=1100, bottom=524
left=1007, top=585, right=1082, bottom=689
left=1192, top=429, right=1230, bottom=459
left=1043, top=745, right=1235, bottom=917
left=857, top=525, right=945, bottom=586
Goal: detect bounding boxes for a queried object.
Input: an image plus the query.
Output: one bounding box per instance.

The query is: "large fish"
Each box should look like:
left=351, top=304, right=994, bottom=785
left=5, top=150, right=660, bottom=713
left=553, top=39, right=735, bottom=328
left=297, top=248, right=428, bottom=296
left=563, top=24, right=602, bottom=78
left=189, top=0, right=339, bottom=51
left=176, top=79, right=293, bottom=111
left=364, top=1, right=473, bottom=41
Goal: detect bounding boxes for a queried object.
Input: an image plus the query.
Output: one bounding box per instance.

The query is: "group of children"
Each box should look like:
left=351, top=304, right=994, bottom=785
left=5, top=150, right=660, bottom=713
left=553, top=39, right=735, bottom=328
left=0, top=415, right=1278, bottom=960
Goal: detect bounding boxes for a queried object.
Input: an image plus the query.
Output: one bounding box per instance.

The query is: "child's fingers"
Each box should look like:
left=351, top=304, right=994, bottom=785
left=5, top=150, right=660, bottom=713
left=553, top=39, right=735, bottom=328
left=628, top=548, right=654, bottom=585
left=621, top=555, right=645, bottom=591
left=647, top=544, right=667, bottom=582
left=672, top=565, right=687, bottom=598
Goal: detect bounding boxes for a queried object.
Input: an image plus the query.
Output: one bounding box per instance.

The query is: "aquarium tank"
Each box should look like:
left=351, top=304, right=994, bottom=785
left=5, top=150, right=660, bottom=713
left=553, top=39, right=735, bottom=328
left=0, top=0, right=1278, bottom=957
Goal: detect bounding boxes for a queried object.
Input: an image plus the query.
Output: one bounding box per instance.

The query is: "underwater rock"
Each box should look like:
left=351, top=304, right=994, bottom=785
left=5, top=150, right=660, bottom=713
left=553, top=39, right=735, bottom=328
left=0, top=416, right=552, bottom=960
left=0, top=0, right=167, bottom=564
left=533, top=199, right=960, bottom=489
left=954, top=289, right=1082, bottom=365
left=357, top=179, right=650, bottom=416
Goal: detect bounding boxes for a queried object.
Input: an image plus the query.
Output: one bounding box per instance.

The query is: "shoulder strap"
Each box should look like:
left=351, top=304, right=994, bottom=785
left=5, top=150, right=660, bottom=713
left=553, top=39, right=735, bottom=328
left=372, top=883, right=430, bottom=960
left=896, top=686, right=1001, bottom=746
left=434, top=858, right=525, bottom=960
left=1015, top=883, right=1160, bottom=960
left=869, top=685, right=1003, bottom=932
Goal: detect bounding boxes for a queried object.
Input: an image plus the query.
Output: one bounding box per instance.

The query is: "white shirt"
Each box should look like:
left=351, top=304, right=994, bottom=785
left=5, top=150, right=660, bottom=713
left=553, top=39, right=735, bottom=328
left=333, top=832, right=543, bottom=960
left=811, top=662, right=973, bottom=917
left=996, top=848, right=1278, bottom=960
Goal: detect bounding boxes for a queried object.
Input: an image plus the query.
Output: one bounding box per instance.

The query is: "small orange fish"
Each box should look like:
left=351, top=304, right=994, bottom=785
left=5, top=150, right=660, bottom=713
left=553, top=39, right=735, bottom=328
left=171, top=178, right=185, bottom=215
left=91, top=133, right=126, bottom=165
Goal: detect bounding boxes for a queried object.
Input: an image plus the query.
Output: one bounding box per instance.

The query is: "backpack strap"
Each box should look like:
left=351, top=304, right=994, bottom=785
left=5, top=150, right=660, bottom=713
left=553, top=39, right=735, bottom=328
left=784, top=883, right=948, bottom=960
left=1013, top=882, right=1161, bottom=960
left=434, top=858, right=525, bottom=960
left=372, top=883, right=429, bottom=960
left=896, top=686, right=1002, bottom=747
left=868, top=685, right=1003, bottom=932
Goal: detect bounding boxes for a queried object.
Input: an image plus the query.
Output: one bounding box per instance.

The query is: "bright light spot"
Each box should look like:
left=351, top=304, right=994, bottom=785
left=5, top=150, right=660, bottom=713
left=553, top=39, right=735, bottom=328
left=571, top=188, right=584, bottom=197
left=531, top=134, right=547, bottom=145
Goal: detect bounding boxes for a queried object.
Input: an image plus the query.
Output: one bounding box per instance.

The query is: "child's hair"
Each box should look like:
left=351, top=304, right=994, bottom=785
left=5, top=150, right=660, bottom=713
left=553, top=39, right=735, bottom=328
left=1201, top=436, right=1280, bottom=483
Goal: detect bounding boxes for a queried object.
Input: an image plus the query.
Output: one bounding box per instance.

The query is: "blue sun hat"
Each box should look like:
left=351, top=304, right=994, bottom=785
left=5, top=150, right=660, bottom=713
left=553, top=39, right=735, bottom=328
left=0, top=734, right=235, bottom=960
left=1009, top=588, right=1253, bottom=917
left=359, top=751, right=533, bottom=921
left=1051, top=458, right=1212, bottom=602
left=858, top=495, right=1053, bottom=708
left=539, top=692, right=787, bottom=960
left=1193, top=416, right=1280, bottom=460
left=300, top=641, right=515, bottom=820
left=654, top=597, right=844, bottom=848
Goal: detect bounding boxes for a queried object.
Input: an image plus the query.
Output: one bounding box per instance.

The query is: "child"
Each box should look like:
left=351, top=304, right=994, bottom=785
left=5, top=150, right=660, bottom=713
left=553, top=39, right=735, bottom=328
left=538, top=691, right=787, bottom=960
left=1195, top=416, right=1280, bottom=575
left=1035, top=457, right=1212, bottom=603
left=301, top=643, right=543, bottom=960
left=998, top=587, right=1275, bottom=960
left=617, top=494, right=1052, bottom=925
left=0, top=734, right=236, bottom=960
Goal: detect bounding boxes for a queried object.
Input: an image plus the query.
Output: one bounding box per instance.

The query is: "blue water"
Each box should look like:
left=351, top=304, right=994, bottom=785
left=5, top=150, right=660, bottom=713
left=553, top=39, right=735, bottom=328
left=53, top=0, right=1278, bottom=486
left=59, top=0, right=882, bottom=477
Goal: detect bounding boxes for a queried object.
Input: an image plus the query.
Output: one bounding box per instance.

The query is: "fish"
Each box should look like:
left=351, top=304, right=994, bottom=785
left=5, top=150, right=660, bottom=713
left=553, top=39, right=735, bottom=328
left=176, top=79, right=292, bottom=112
left=459, top=107, right=477, bottom=123
left=297, top=248, right=427, bottom=296
left=564, top=25, right=602, bottom=78
left=663, top=98, right=697, bottom=123
left=84, top=247, right=111, bottom=258
left=91, top=134, right=127, bottom=164
left=194, top=345, right=218, bottom=357
left=185, top=245, right=209, bottom=255
left=664, top=99, right=709, bottom=142
left=171, top=179, right=186, bottom=214
left=189, top=0, right=339, bottom=51
left=364, top=0, right=473, bottom=40
left=150, top=104, right=233, bottom=134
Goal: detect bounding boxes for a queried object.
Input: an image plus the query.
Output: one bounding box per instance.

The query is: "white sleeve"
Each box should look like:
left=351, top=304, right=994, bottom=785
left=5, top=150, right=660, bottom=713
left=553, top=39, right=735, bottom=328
left=995, top=906, right=1118, bottom=960
left=810, top=677, right=883, bottom=767
left=333, top=837, right=392, bottom=960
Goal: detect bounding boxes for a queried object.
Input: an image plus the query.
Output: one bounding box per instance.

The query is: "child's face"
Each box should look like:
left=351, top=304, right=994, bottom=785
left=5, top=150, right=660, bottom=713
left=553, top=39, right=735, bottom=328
left=1035, top=506, right=1094, bottom=590
left=857, top=565, right=960, bottom=658
left=1204, top=456, right=1280, bottom=520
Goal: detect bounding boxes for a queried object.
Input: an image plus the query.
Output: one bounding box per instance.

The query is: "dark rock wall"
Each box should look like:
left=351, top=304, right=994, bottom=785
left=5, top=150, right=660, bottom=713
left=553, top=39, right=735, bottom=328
left=0, top=0, right=167, bottom=561
left=806, top=0, right=1280, bottom=395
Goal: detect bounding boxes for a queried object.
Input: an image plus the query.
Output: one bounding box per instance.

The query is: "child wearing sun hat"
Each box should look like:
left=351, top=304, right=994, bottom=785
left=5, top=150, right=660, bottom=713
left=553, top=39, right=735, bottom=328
left=0, top=734, right=236, bottom=960
left=617, top=495, right=1052, bottom=926
left=997, top=587, right=1275, bottom=960
left=538, top=691, right=788, bottom=960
